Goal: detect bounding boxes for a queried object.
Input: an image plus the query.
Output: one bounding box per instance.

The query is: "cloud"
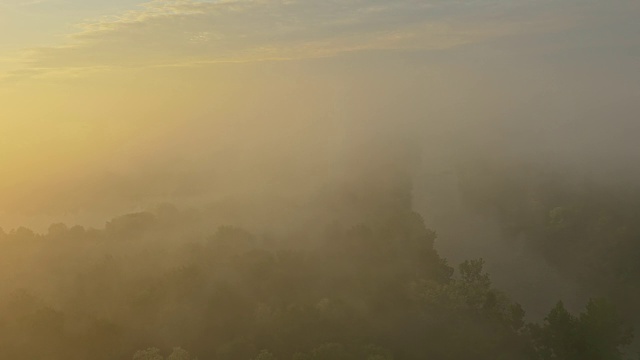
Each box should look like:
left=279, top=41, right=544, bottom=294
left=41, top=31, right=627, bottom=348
left=0, top=0, right=54, bottom=7
left=0, top=0, right=599, bottom=80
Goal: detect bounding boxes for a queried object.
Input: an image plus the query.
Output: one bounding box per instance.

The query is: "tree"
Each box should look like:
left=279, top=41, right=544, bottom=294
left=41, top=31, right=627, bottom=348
left=133, top=347, right=163, bottom=360
left=254, top=349, right=278, bottom=360
left=579, top=298, right=633, bottom=360
left=167, top=347, right=194, bottom=360
left=530, top=299, right=632, bottom=360
left=530, top=301, right=579, bottom=360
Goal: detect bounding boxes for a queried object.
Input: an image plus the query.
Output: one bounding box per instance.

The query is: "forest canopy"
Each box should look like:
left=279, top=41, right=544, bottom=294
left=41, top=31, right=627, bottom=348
left=0, top=198, right=633, bottom=360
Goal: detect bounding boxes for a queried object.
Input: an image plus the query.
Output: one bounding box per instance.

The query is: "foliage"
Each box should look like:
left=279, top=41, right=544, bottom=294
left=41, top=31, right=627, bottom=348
left=0, top=206, right=632, bottom=360
left=133, top=348, right=163, bottom=360
left=530, top=299, right=633, bottom=360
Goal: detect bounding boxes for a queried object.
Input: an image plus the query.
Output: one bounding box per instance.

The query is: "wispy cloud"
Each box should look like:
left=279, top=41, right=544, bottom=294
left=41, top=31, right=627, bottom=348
left=0, top=0, right=54, bottom=7
left=1, top=0, right=593, bottom=80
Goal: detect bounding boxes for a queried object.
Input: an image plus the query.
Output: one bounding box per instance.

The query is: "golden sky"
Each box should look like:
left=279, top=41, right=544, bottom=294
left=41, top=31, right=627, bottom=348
left=0, top=0, right=639, bottom=230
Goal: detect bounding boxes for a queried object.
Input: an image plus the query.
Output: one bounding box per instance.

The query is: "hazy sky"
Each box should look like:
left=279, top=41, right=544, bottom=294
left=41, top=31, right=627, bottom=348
left=0, top=0, right=639, bottom=229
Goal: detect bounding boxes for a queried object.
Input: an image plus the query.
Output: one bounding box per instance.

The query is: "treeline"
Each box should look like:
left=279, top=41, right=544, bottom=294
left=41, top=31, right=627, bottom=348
left=457, top=160, right=640, bottom=327
left=0, top=205, right=633, bottom=359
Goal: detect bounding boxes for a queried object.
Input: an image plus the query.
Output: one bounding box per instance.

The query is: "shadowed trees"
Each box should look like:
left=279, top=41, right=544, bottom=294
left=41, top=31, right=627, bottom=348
left=0, top=206, right=633, bottom=360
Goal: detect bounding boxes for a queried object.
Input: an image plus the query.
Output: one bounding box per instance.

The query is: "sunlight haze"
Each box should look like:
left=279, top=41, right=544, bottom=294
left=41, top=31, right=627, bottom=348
left=0, top=2, right=640, bottom=358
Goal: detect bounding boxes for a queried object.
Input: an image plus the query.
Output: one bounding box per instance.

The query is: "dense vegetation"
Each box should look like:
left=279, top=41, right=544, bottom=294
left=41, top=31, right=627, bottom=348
left=457, top=160, right=640, bottom=327
left=0, top=199, right=633, bottom=359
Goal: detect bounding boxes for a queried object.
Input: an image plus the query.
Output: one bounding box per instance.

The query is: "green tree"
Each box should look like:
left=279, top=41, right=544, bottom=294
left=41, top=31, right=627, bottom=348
left=254, top=349, right=278, bottom=360
left=168, top=347, right=194, bottom=360
left=530, top=301, right=579, bottom=360
left=530, top=299, right=632, bottom=360
left=579, top=298, right=633, bottom=360
left=133, top=347, right=163, bottom=360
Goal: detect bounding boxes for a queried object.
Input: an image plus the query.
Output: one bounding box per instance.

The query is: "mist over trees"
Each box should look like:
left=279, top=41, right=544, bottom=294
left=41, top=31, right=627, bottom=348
left=0, top=178, right=634, bottom=360
left=1, top=0, right=638, bottom=358
left=454, top=159, right=640, bottom=326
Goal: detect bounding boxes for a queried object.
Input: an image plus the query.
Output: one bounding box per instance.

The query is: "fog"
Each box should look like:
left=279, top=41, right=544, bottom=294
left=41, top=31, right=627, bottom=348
left=4, top=43, right=640, bottom=308
left=0, top=1, right=639, bottom=358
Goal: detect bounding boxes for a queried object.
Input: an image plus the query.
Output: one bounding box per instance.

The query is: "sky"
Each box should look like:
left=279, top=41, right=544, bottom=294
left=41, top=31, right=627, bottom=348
left=0, top=0, right=639, bottom=230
